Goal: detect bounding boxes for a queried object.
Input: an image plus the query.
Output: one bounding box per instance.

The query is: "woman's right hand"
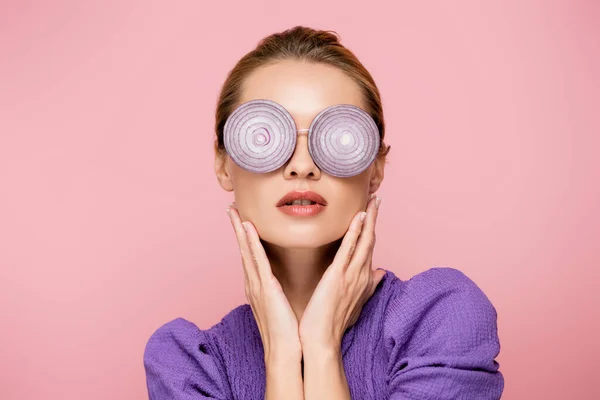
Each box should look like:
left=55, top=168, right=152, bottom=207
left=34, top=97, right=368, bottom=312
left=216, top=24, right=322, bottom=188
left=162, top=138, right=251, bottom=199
left=226, top=204, right=302, bottom=364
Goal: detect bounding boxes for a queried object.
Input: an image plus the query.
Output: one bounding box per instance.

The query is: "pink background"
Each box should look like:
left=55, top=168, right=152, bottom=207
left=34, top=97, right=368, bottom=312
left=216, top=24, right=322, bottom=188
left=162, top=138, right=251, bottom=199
left=1, top=1, right=598, bottom=398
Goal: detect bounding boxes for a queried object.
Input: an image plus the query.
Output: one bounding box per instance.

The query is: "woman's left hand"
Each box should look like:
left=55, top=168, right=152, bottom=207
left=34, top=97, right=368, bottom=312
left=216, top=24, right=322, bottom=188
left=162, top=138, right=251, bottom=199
left=298, top=193, right=386, bottom=352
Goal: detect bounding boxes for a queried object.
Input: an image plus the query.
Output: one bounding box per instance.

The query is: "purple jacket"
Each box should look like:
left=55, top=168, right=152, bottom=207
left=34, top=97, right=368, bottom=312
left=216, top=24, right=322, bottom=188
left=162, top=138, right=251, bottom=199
left=144, top=267, right=504, bottom=399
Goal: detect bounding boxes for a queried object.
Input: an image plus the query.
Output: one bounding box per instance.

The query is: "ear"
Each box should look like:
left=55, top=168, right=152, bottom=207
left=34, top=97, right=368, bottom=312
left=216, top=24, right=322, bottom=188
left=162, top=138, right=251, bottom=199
left=368, top=157, right=385, bottom=194
left=214, top=152, right=234, bottom=192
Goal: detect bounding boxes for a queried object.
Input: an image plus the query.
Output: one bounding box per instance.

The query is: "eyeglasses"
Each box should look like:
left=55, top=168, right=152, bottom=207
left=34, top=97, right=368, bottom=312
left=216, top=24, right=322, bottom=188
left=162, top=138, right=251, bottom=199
left=223, top=99, right=380, bottom=177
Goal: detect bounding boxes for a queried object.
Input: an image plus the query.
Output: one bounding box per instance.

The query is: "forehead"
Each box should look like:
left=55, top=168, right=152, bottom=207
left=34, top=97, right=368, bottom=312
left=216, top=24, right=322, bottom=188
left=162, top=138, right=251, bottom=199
left=238, top=60, right=366, bottom=126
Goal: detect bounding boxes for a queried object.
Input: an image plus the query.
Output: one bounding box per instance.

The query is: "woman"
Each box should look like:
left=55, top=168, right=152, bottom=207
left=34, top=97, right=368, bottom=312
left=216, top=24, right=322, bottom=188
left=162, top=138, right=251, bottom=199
left=144, top=26, right=504, bottom=399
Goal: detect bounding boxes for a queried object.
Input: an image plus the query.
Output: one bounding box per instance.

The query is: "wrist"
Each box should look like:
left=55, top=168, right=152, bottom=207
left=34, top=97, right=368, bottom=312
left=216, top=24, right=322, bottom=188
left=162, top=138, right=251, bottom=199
left=300, top=337, right=341, bottom=357
left=265, top=351, right=304, bottom=400
left=302, top=342, right=341, bottom=363
left=302, top=344, right=348, bottom=396
left=265, top=346, right=302, bottom=368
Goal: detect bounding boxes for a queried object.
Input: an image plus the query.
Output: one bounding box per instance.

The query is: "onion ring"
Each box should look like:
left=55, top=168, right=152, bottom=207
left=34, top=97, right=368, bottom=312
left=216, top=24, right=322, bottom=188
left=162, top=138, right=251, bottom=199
left=308, top=104, right=380, bottom=177
left=223, top=99, right=296, bottom=173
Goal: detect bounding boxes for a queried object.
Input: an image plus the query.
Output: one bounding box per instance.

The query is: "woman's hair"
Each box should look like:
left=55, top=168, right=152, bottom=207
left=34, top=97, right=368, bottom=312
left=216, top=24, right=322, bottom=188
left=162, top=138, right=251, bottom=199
left=214, top=25, right=391, bottom=164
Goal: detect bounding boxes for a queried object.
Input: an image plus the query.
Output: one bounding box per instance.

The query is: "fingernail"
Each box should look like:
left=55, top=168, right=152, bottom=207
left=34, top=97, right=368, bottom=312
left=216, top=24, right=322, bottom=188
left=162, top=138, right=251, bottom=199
left=359, top=211, right=367, bottom=222
left=375, top=197, right=382, bottom=209
left=226, top=207, right=231, bottom=217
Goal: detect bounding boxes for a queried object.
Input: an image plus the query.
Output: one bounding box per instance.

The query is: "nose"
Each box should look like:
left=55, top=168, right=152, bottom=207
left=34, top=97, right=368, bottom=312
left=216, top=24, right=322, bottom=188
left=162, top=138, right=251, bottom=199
left=282, top=133, right=321, bottom=180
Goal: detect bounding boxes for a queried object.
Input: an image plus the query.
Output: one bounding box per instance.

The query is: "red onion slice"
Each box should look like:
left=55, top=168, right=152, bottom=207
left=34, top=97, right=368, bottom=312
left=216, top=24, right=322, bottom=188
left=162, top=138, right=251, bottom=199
left=223, top=99, right=297, bottom=173
left=308, top=104, right=380, bottom=177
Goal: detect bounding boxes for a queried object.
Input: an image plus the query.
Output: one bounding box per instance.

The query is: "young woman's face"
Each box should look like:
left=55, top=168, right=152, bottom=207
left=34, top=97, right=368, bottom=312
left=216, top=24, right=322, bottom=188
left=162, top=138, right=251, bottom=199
left=216, top=59, right=384, bottom=248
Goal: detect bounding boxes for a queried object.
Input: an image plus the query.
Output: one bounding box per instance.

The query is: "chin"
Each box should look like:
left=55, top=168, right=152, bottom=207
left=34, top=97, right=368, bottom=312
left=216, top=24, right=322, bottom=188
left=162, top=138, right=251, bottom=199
left=258, top=224, right=345, bottom=250
left=262, top=237, right=328, bottom=249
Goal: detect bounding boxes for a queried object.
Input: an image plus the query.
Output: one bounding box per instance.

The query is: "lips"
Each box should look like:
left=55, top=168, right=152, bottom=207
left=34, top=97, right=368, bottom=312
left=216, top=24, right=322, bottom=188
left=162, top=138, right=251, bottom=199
left=276, top=190, right=327, bottom=207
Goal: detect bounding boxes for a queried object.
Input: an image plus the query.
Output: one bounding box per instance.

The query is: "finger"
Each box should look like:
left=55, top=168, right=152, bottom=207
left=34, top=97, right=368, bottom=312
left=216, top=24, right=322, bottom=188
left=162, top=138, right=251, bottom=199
left=347, top=194, right=381, bottom=275
left=241, top=220, right=273, bottom=283
left=330, top=211, right=367, bottom=271
left=227, top=206, right=259, bottom=284
left=226, top=206, right=252, bottom=288
left=369, top=268, right=386, bottom=296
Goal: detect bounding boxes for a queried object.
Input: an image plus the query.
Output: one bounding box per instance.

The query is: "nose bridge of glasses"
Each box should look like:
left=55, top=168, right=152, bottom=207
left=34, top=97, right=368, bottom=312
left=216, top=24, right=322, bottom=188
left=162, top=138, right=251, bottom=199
left=291, top=128, right=312, bottom=161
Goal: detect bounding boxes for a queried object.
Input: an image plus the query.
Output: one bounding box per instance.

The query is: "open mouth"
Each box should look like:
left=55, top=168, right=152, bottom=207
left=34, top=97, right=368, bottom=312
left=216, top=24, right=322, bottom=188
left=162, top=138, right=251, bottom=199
left=276, top=190, right=327, bottom=207
left=283, top=199, right=318, bottom=206
left=276, top=190, right=327, bottom=216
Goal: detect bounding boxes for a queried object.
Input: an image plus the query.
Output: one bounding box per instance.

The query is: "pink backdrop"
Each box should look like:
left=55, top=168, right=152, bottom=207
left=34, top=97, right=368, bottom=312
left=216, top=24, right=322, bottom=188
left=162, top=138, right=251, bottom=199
left=1, top=1, right=598, bottom=399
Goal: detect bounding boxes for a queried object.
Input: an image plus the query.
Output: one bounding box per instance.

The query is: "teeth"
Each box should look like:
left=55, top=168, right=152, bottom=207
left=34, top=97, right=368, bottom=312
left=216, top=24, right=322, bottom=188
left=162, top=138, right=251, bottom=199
left=288, top=199, right=315, bottom=206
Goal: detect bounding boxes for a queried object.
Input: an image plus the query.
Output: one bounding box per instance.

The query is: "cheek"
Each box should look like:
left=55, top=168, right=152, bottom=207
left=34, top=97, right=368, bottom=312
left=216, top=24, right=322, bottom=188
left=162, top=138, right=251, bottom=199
left=231, top=175, right=277, bottom=218
left=323, top=190, right=365, bottom=232
left=332, top=176, right=371, bottom=208
left=323, top=179, right=370, bottom=229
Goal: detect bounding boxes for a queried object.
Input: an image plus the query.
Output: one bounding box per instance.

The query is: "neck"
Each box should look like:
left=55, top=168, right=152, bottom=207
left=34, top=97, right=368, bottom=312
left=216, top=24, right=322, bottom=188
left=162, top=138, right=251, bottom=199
left=261, top=238, right=342, bottom=322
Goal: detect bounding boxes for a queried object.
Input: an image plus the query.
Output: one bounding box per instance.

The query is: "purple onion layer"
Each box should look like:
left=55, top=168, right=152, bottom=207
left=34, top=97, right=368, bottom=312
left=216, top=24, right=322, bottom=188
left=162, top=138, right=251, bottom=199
left=308, top=104, right=380, bottom=177
left=223, top=99, right=297, bottom=173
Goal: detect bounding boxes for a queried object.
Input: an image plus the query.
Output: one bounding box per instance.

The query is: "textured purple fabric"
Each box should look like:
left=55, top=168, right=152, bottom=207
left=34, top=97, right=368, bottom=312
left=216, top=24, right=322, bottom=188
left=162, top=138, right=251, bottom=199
left=144, top=267, right=504, bottom=399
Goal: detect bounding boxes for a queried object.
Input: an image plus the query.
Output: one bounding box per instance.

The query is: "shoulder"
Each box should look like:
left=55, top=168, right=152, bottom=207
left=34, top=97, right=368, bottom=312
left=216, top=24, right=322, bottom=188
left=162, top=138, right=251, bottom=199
left=143, top=306, right=252, bottom=399
left=144, top=317, right=204, bottom=355
left=383, top=266, right=500, bottom=354
left=381, top=267, right=504, bottom=397
left=388, top=265, right=490, bottom=296
left=143, top=317, right=214, bottom=376
left=144, top=304, right=252, bottom=361
left=385, top=266, right=497, bottom=315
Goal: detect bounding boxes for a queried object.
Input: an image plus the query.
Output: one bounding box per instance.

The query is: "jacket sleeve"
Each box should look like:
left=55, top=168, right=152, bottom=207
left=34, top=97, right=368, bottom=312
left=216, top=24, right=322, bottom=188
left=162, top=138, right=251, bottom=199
left=143, top=317, right=232, bottom=399
left=385, top=268, right=504, bottom=400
